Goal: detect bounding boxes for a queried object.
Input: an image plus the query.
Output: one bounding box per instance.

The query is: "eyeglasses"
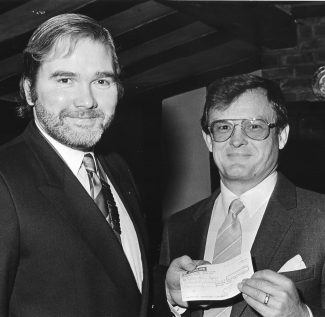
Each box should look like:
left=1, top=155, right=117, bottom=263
left=208, top=118, right=277, bottom=142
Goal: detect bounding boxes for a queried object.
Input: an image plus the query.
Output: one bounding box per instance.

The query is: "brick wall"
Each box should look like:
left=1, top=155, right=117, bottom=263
left=261, top=16, right=325, bottom=101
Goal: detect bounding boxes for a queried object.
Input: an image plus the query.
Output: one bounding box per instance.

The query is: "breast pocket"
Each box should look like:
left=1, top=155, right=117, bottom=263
left=280, top=266, right=315, bottom=283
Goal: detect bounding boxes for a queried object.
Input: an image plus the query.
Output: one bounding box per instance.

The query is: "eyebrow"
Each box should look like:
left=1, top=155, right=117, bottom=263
left=49, top=71, right=117, bottom=80
left=94, top=71, right=116, bottom=79
left=50, top=71, right=77, bottom=79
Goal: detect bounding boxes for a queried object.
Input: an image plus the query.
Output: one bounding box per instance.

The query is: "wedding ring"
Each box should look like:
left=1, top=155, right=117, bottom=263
left=263, top=293, right=270, bottom=305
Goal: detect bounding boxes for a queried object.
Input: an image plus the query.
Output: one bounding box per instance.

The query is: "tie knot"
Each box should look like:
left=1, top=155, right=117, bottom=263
left=83, top=153, right=96, bottom=174
left=229, top=199, right=244, bottom=217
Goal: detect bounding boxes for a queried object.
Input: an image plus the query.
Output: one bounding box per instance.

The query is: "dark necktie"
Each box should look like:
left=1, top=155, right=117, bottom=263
left=82, top=153, right=121, bottom=236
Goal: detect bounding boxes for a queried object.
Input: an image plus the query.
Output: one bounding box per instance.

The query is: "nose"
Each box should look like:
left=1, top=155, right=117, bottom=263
left=229, top=124, right=248, bottom=147
left=74, top=84, right=97, bottom=109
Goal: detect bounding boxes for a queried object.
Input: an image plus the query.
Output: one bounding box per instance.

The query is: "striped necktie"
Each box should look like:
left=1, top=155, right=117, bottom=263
left=82, top=153, right=121, bottom=236
left=213, top=198, right=244, bottom=264
left=204, top=199, right=245, bottom=317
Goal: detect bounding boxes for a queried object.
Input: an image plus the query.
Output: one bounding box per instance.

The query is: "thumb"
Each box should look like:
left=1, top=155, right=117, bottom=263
left=171, top=255, right=198, bottom=272
left=193, top=259, right=211, bottom=267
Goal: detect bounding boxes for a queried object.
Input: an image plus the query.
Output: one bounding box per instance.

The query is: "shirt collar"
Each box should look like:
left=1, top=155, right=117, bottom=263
left=34, top=118, right=94, bottom=176
left=220, top=172, right=278, bottom=218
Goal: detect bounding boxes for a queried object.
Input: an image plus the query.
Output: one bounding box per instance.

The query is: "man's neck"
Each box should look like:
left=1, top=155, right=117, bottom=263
left=222, top=180, right=255, bottom=196
left=221, top=175, right=276, bottom=196
left=221, top=165, right=278, bottom=196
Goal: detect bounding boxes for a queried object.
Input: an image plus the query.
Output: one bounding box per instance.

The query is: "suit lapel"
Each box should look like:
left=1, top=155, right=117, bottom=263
left=97, top=153, right=149, bottom=312
left=98, top=154, right=147, bottom=249
left=232, top=174, right=297, bottom=317
left=24, top=123, right=141, bottom=306
left=192, top=189, right=220, bottom=259
left=251, top=174, right=296, bottom=271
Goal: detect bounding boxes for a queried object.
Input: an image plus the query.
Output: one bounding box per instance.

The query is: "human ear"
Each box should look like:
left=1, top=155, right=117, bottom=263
left=278, top=124, right=289, bottom=149
left=23, top=79, right=34, bottom=106
left=202, top=130, right=213, bottom=152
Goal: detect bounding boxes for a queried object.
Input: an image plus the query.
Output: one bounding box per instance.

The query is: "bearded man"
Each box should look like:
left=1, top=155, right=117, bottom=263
left=0, top=13, right=149, bottom=317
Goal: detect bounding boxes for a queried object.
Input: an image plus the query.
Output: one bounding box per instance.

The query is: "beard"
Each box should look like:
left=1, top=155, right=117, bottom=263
left=34, top=101, right=114, bottom=150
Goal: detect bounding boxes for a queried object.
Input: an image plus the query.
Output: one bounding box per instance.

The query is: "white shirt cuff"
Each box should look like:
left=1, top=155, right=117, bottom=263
left=167, top=300, right=186, bottom=317
left=166, top=284, right=186, bottom=316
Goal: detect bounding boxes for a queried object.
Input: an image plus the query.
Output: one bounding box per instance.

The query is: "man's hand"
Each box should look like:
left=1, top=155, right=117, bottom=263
left=238, top=269, right=309, bottom=317
left=166, top=255, right=208, bottom=308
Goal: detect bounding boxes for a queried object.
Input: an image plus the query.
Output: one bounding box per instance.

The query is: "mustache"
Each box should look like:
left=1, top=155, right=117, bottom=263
left=60, top=109, right=105, bottom=119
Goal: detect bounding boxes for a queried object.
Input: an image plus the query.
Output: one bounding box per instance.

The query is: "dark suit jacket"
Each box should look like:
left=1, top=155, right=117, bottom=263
left=156, top=174, right=325, bottom=316
left=0, top=122, right=149, bottom=316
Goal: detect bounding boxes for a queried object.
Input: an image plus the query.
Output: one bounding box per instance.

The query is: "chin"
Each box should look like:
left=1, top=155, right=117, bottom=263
left=225, top=167, right=251, bottom=179
left=52, top=127, right=103, bottom=150
left=66, top=138, right=101, bottom=150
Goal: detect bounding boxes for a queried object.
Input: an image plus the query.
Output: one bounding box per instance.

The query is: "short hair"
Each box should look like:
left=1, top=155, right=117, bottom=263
left=201, top=74, right=288, bottom=134
left=17, top=13, right=123, bottom=118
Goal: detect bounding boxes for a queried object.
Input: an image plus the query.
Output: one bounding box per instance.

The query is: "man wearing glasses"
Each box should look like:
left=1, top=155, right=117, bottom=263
left=156, top=75, right=325, bottom=316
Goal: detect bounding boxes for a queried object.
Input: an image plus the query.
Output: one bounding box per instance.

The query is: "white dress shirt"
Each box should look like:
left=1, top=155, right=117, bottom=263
left=203, top=172, right=277, bottom=317
left=34, top=119, right=143, bottom=292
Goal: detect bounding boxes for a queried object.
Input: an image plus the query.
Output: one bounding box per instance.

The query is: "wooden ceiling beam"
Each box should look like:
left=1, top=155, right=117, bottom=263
left=123, top=39, right=258, bottom=94
left=100, top=0, right=176, bottom=37
left=132, top=55, right=261, bottom=100
left=0, top=54, right=23, bottom=82
left=119, top=21, right=216, bottom=67
left=0, top=0, right=96, bottom=43
left=123, top=32, right=230, bottom=77
left=291, top=2, right=325, bottom=18
left=159, top=1, right=297, bottom=49
left=0, top=92, right=20, bottom=103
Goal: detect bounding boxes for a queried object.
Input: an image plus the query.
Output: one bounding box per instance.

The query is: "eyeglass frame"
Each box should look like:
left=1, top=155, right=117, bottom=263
left=207, top=118, right=277, bottom=142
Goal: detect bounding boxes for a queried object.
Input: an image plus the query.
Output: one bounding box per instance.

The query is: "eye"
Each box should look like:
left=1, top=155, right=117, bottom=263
left=213, top=122, right=232, bottom=133
left=57, top=78, right=72, bottom=84
left=94, top=78, right=115, bottom=87
left=247, top=122, right=265, bottom=131
left=219, top=125, right=231, bottom=131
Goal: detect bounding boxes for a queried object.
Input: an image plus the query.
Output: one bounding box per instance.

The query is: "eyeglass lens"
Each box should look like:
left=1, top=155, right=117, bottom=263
left=210, top=119, right=271, bottom=142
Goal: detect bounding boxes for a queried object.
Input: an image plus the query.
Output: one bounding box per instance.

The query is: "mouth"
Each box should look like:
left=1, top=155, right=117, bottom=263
left=67, top=114, right=101, bottom=119
left=227, top=153, right=252, bottom=158
left=65, top=116, right=102, bottom=128
left=62, top=109, right=104, bottom=119
left=77, top=115, right=99, bottom=119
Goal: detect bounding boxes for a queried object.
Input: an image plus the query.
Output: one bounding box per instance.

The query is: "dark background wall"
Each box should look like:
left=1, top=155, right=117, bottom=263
left=260, top=15, right=325, bottom=195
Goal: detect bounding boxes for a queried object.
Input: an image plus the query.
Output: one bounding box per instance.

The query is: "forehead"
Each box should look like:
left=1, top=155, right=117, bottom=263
left=209, top=88, right=276, bottom=121
left=37, top=37, right=114, bottom=76
left=43, top=36, right=111, bottom=63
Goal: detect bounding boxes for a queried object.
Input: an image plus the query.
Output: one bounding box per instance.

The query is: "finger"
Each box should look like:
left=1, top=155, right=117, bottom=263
left=239, top=276, right=277, bottom=297
left=242, top=293, right=273, bottom=316
left=252, top=269, right=294, bottom=288
left=238, top=278, right=275, bottom=306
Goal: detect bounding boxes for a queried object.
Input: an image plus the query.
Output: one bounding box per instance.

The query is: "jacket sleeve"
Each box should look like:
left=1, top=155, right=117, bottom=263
left=0, top=174, right=19, bottom=316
